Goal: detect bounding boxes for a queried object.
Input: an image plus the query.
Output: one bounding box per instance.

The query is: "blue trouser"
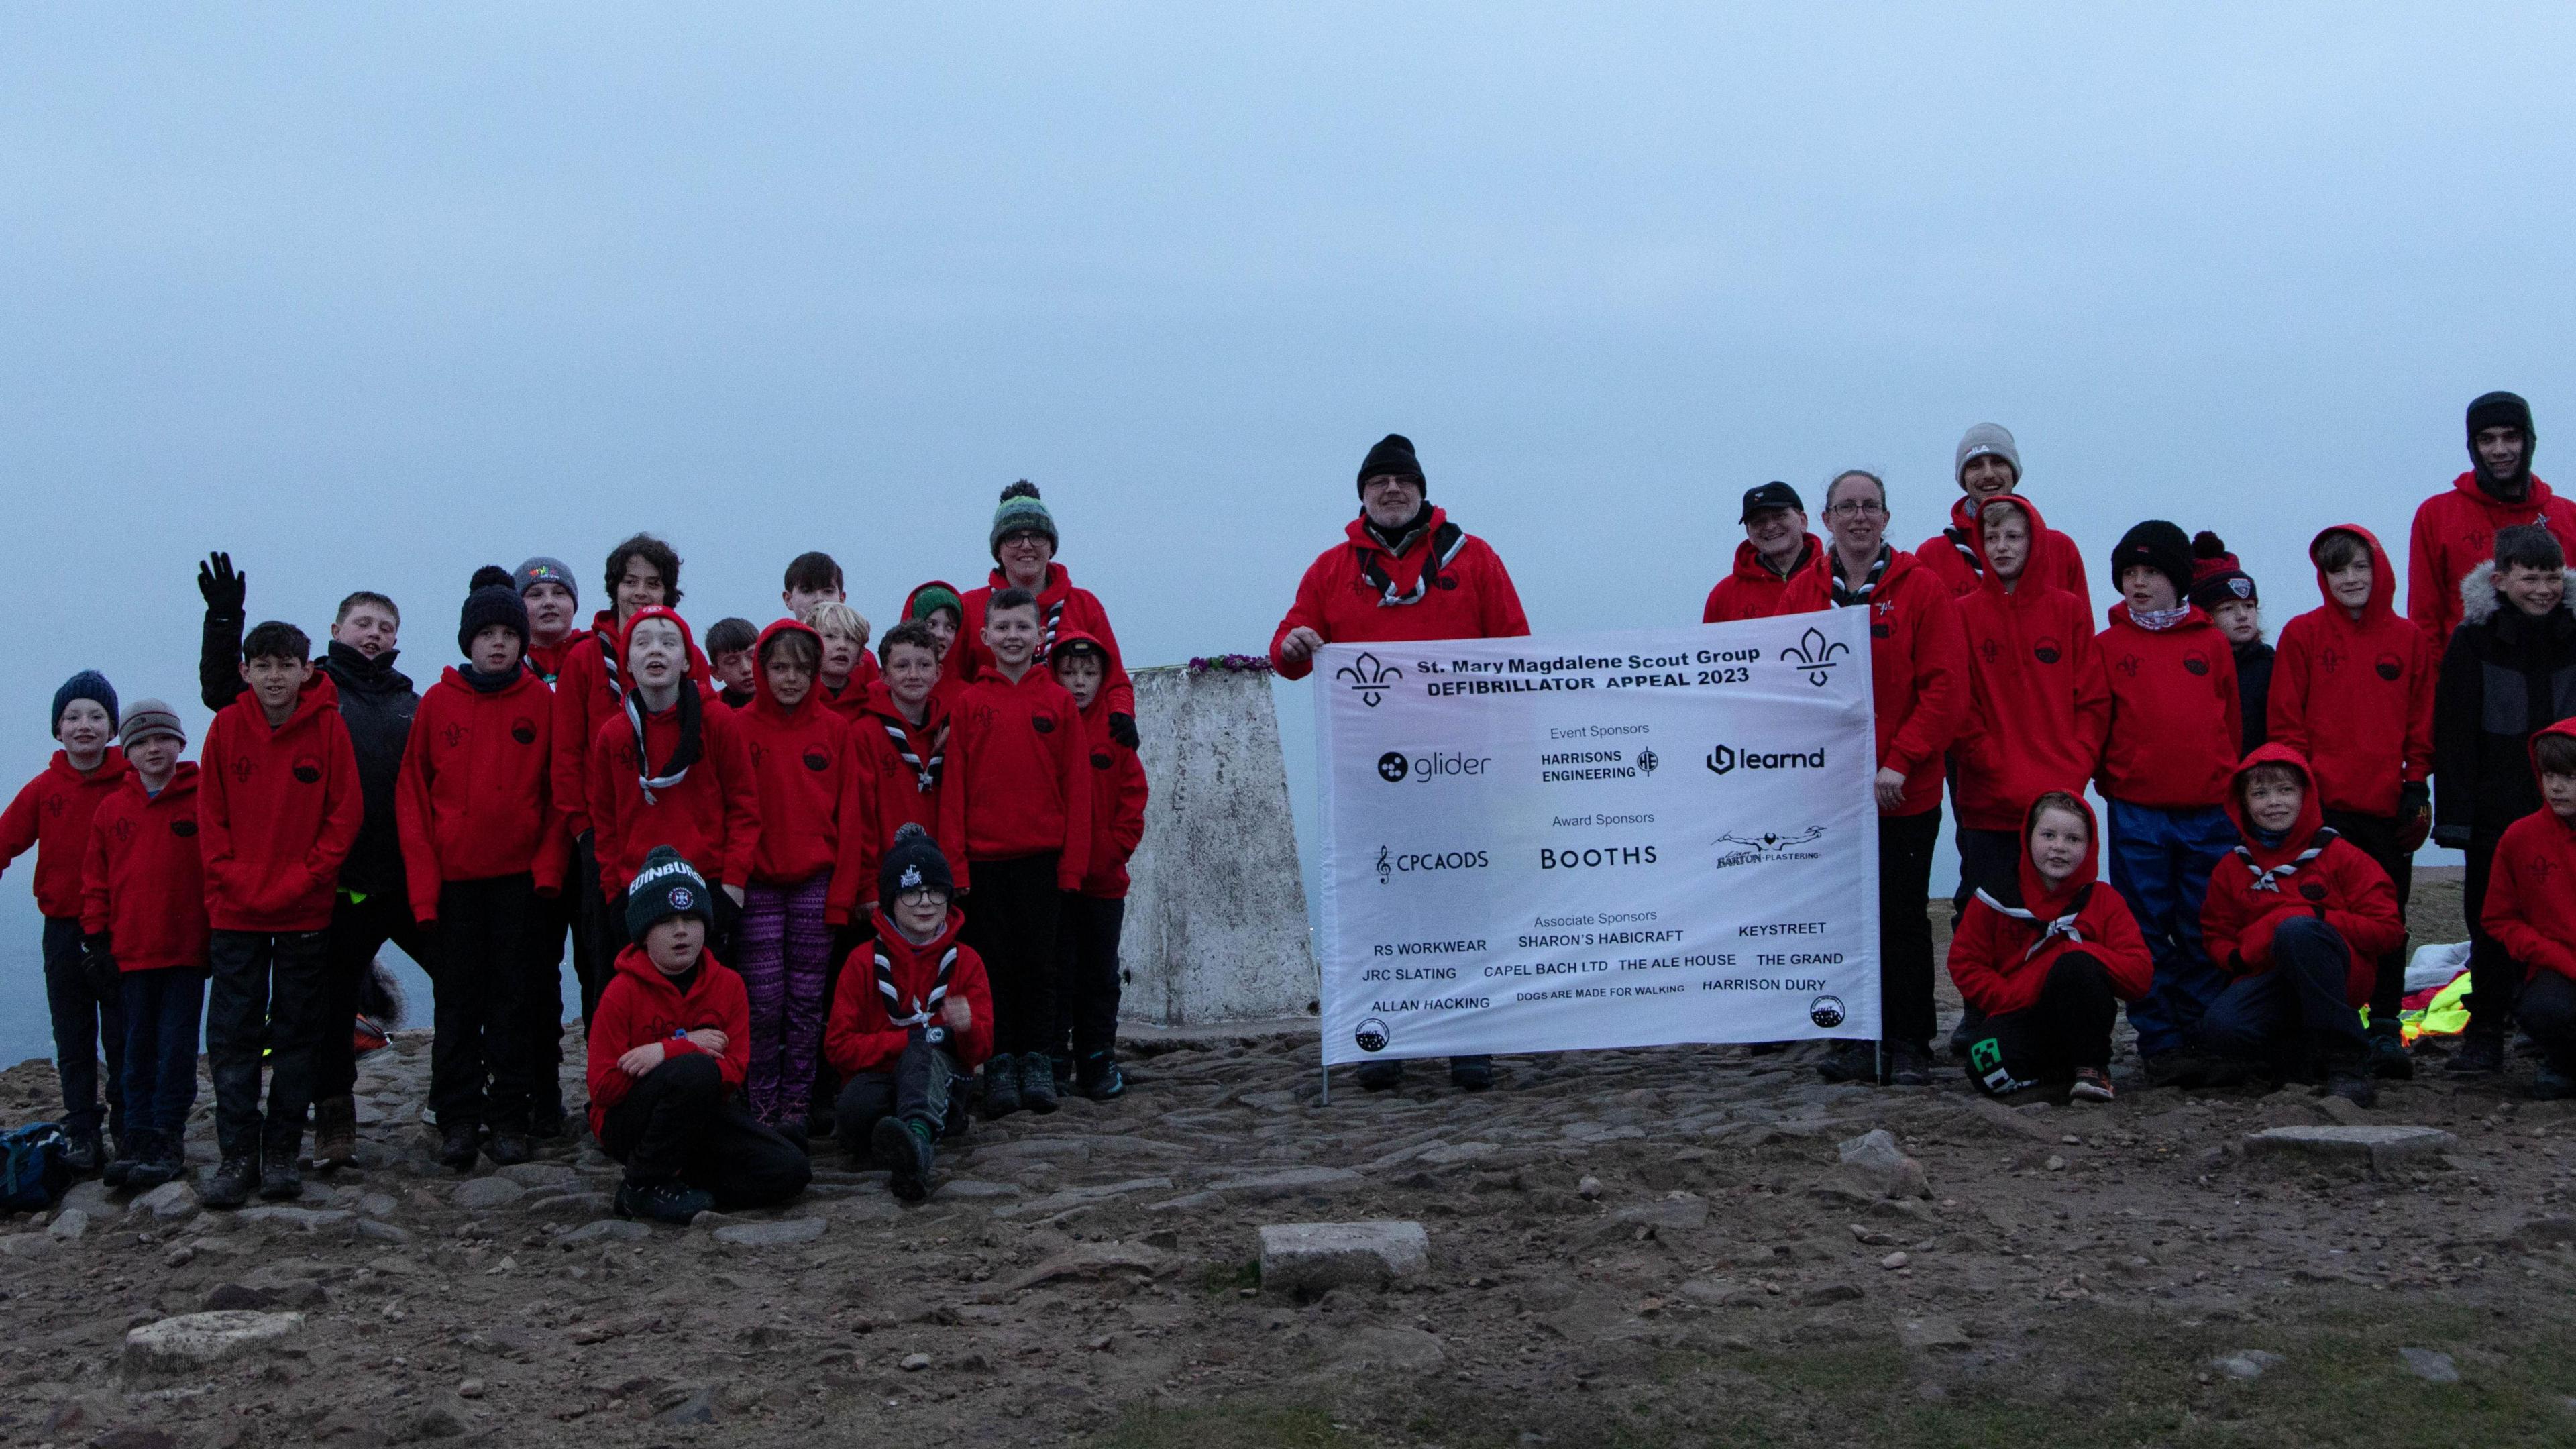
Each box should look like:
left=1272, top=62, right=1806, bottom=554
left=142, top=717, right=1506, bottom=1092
left=2197, top=917, right=2369, bottom=1072
left=42, top=915, right=124, bottom=1140
left=2105, top=799, right=2237, bottom=1059
left=119, top=967, right=206, bottom=1155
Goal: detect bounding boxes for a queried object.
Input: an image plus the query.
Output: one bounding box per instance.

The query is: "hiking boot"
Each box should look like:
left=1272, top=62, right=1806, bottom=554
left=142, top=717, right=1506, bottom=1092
left=258, top=1147, right=303, bottom=1200
left=872, top=1116, right=936, bottom=1203
left=102, top=1136, right=139, bottom=1189
left=1354, top=1060, right=1405, bottom=1091
left=2069, top=1066, right=2116, bottom=1103
left=529, top=1108, right=569, bottom=1141
left=311, top=1095, right=358, bottom=1169
left=1076, top=1051, right=1127, bottom=1101
left=1018, top=1053, right=1061, bottom=1114
left=437, top=1124, right=480, bottom=1173
left=202, top=1155, right=256, bottom=1210
left=2534, top=1063, right=2576, bottom=1101
left=2364, top=1029, right=2416, bottom=1081
left=64, top=1130, right=101, bottom=1175
left=1450, top=1057, right=1495, bottom=1092
left=614, top=1178, right=714, bottom=1226
left=1947, top=1009, right=1988, bottom=1063
left=2142, top=1050, right=2214, bottom=1089
left=1887, top=1042, right=1937, bottom=1087
left=2447, top=1036, right=2504, bottom=1075
left=1815, top=1040, right=1882, bottom=1085
left=979, top=1055, right=1022, bottom=1120
left=124, top=1146, right=180, bottom=1195
left=1051, top=1053, right=1075, bottom=1090
left=484, top=1132, right=533, bottom=1167
left=2324, top=1069, right=2377, bottom=1110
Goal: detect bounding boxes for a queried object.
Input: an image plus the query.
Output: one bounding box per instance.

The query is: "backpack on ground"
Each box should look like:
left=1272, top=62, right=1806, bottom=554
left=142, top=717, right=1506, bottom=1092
left=0, top=1122, right=71, bottom=1210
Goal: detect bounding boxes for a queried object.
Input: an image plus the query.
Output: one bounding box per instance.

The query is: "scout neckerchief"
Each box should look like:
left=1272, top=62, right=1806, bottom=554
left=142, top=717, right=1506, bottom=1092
left=1830, top=545, right=1890, bottom=608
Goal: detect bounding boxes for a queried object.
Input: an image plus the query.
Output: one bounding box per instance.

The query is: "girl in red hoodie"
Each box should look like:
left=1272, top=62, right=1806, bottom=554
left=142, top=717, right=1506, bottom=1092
left=2489, top=723, right=2576, bottom=1099
left=1049, top=633, right=1148, bottom=1100
left=729, top=619, right=849, bottom=1130
left=1949, top=791, right=2151, bottom=1101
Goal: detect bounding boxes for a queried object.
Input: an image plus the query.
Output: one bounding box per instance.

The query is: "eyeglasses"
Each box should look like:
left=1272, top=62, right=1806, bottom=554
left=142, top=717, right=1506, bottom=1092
left=1824, top=500, right=1886, bottom=517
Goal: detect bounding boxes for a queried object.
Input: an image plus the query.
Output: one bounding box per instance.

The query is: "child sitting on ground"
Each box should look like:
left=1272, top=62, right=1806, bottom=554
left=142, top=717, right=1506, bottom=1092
left=586, top=847, right=810, bottom=1224
left=825, top=824, right=992, bottom=1201
left=2486, top=722, right=2576, bottom=1098
left=2196, top=746, right=2403, bottom=1106
left=1948, top=790, right=2151, bottom=1101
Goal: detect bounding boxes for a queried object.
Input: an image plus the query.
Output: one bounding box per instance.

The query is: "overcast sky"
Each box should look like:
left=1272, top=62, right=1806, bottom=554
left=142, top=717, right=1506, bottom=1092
left=2, top=5, right=2568, bottom=1050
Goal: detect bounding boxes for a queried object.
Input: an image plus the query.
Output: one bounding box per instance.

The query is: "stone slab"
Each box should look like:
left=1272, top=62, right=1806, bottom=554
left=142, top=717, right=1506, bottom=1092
left=1258, top=1220, right=1428, bottom=1295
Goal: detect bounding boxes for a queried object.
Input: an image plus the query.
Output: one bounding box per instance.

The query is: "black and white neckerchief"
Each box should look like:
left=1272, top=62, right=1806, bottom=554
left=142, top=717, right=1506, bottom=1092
left=1975, top=883, right=2094, bottom=961
left=625, top=685, right=703, bottom=805
left=1943, top=527, right=1984, bottom=579
left=2234, top=828, right=2338, bottom=893
left=594, top=621, right=623, bottom=695
left=1830, top=546, right=1891, bottom=608
left=1037, top=596, right=1066, bottom=662
left=1358, top=519, right=1468, bottom=608
left=881, top=716, right=947, bottom=792
left=875, top=941, right=958, bottom=1028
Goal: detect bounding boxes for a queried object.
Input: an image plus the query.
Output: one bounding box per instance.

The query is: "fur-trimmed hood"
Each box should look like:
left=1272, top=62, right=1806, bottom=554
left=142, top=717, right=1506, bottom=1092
left=2459, top=560, right=2576, bottom=627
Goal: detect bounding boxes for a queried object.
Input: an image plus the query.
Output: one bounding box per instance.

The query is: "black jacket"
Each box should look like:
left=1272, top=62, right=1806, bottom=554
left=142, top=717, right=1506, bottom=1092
left=2233, top=639, right=2275, bottom=761
left=2434, top=562, right=2576, bottom=843
left=201, top=610, right=419, bottom=901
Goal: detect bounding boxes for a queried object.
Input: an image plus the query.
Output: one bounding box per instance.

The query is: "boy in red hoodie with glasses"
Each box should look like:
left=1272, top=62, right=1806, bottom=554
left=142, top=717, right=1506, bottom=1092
left=2196, top=746, right=2402, bottom=1107
left=2488, top=723, right=2576, bottom=1099
left=1948, top=791, right=2151, bottom=1101
left=396, top=585, right=568, bottom=1173
left=197, top=621, right=364, bottom=1208
left=1049, top=632, right=1147, bottom=1099
left=2267, top=525, right=2436, bottom=1081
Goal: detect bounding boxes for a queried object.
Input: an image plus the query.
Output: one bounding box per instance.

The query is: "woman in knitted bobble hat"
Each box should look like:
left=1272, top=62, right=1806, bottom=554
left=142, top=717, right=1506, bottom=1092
left=950, top=480, right=1139, bottom=746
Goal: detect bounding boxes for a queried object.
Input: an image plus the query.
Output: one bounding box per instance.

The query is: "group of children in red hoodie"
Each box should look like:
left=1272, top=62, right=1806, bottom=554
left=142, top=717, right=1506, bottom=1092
left=3, top=480, right=1150, bottom=1221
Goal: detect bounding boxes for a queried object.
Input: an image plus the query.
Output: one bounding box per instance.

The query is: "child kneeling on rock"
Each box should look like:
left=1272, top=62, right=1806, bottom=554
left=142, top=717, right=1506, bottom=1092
left=826, top=824, right=992, bottom=1201
left=586, top=847, right=811, bottom=1224
left=1949, top=790, right=2152, bottom=1101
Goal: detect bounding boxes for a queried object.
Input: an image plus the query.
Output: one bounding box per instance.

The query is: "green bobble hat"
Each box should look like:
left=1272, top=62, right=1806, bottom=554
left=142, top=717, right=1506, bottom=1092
left=989, top=480, right=1058, bottom=561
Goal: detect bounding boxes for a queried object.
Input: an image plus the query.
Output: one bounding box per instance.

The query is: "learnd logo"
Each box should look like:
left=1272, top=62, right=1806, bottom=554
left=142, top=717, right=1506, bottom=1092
left=1782, top=626, right=1850, bottom=688
left=1706, top=744, right=1827, bottom=776
left=1336, top=651, right=1403, bottom=708
left=1377, top=750, right=1490, bottom=784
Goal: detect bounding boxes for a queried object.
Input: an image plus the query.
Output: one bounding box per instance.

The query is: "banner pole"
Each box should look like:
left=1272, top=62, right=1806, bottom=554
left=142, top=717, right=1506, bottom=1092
left=1874, top=1040, right=1884, bottom=1085
left=1320, top=1057, right=1331, bottom=1107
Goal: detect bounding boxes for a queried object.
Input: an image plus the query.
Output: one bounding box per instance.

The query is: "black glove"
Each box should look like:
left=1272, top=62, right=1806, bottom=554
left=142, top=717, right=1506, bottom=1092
left=197, top=551, right=246, bottom=616
left=80, top=934, right=118, bottom=998
left=2398, top=780, right=2430, bottom=819
left=1108, top=712, right=1138, bottom=750
left=2432, top=824, right=2473, bottom=850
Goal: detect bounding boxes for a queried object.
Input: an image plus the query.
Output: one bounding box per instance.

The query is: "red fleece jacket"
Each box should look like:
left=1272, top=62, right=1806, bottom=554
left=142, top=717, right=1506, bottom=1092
left=1782, top=546, right=1970, bottom=817
left=80, top=763, right=211, bottom=971
left=1063, top=632, right=1148, bottom=898
left=954, top=665, right=1091, bottom=886
left=2090, top=603, right=2241, bottom=810
left=1945, top=794, right=2152, bottom=1015
left=2483, top=722, right=2576, bottom=985
left=396, top=665, right=568, bottom=920
left=1951, top=498, right=2110, bottom=831
left=2269, top=524, right=2437, bottom=818
left=1, top=748, right=129, bottom=919
left=1916, top=493, right=2092, bottom=604
left=2201, top=745, right=2404, bottom=1006
left=2406, top=470, right=2576, bottom=649
left=1269, top=508, right=1531, bottom=680
left=823, top=906, right=995, bottom=1077
left=733, top=619, right=851, bottom=888
left=584, top=945, right=751, bottom=1134
left=837, top=682, right=971, bottom=918
left=1703, top=535, right=1826, bottom=623
left=198, top=674, right=364, bottom=932
left=587, top=609, right=760, bottom=896
left=950, top=564, right=1135, bottom=718
left=549, top=609, right=714, bottom=840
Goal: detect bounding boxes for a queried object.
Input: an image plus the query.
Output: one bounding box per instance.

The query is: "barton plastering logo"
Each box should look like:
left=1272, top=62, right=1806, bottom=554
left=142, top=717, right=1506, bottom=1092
left=1336, top=651, right=1403, bottom=708
left=1782, top=627, right=1849, bottom=688
left=1712, top=825, right=1827, bottom=869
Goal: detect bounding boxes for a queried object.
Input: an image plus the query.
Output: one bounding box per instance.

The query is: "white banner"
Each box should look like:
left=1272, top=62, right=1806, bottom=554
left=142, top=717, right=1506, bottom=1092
left=1315, top=612, right=1880, bottom=1065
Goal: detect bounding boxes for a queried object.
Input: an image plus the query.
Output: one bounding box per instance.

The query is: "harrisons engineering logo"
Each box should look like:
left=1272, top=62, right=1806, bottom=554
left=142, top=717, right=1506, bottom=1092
left=1374, top=845, right=1493, bottom=884
left=1377, top=750, right=1491, bottom=784
left=1711, top=826, right=1827, bottom=869
left=1705, top=743, right=1827, bottom=776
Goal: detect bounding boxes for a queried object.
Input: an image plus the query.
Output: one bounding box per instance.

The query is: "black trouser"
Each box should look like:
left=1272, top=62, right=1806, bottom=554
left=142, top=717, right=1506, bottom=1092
left=2198, top=917, right=2369, bottom=1073
left=960, top=853, right=1061, bottom=1058
left=119, top=967, right=203, bottom=1157
left=318, top=888, right=431, bottom=1102
left=1053, top=893, right=1126, bottom=1061
left=2519, top=969, right=2576, bottom=1073
left=42, top=916, right=123, bottom=1140
left=523, top=877, right=576, bottom=1122
left=2462, top=833, right=2517, bottom=1044
left=207, top=927, right=331, bottom=1161
left=1960, top=953, right=2116, bottom=1094
left=1879, top=807, right=1942, bottom=1051
left=1951, top=827, right=2021, bottom=927
left=429, top=874, right=542, bottom=1133
left=834, top=1036, right=967, bottom=1159
left=596, top=1053, right=810, bottom=1206
left=2323, top=809, right=2412, bottom=1034
left=811, top=917, right=871, bottom=1122
left=574, top=834, right=613, bottom=1028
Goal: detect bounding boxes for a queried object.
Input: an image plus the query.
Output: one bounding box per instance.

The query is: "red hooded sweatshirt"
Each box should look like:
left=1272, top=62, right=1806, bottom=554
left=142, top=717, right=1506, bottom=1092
left=951, top=563, right=1135, bottom=718
left=837, top=679, right=971, bottom=918
left=1782, top=545, right=1970, bottom=816
left=1945, top=793, right=2151, bottom=1015
left=199, top=672, right=364, bottom=932
left=80, top=763, right=211, bottom=972
left=1269, top=508, right=1532, bottom=680
left=586, top=608, right=760, bottom=896
left=525, top=637, right=574, bottom=686
left=1951, top=498, right=2110, bottom=832
left=955, top=657, right=1091, bottom=887
left=2090, top=601, right=2241, bottom=809
left=822, top=905, right=995, bottom=1077
left=2406, top=470, right=2576, bottom=649
left=731, top=619, right=850, bottom=888
left=549, top=608, right=713, bottom=841
left=1702, top=535, right=1827, bottom=624
left=395, top=664, right=568, bottom=922
left=1057, top=631, right=1149, bottom=898
left=1917, top=494, right=2092, bottom=604
left=2268, top=525, right=2437, bottom=818
left=584, top=943, right=751, bottom=1135
left=813, top=653, right=883, bottom=724
left=2482, top=720, right=2576, bottom=985
left=2202, top=745, right=2404, bottom=1005
left=1, top=747, right=130, bottom=918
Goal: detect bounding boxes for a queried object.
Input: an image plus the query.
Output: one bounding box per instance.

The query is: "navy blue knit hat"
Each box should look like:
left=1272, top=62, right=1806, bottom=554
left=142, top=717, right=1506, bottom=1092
left=52, top=671, right=118, bottom=737
left=625, top=846, right=713, bottom=942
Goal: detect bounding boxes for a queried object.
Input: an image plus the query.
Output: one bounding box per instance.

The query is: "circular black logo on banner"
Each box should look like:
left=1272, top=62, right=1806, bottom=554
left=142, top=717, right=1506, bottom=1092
left=1354, top=1018, right=1390, bottom=1053
left=1809, top=995, right=1847, bottom=1029
left=1377, top=752, right=1410, bottom=783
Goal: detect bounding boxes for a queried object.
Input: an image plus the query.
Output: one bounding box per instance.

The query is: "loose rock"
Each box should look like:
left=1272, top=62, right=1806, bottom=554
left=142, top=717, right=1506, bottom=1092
left=123, top=1310, right=305, bottom=1377
left=2398, top=1347, right=2460, bottom=1384
left=452, top=1177, right=527, bottom=1211
left=1260, top=1221, right=1429, bottom=1295
left=2241, top=1124, right=2457, bottom=1169
left=712, top=1217, right=826, bottom=1247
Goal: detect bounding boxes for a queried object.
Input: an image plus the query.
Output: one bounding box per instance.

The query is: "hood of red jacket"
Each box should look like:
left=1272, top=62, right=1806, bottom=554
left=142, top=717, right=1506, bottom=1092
left=135, top=759, right=199, bottom=807
left=2017, top=788, right=2101, bottom=923
left=434, top=663, right=548, bottom=700
left=868, top=903, right=966, bottom=965
left=2450, top=468, right=2559, bottom=513
left=904, top=580, right=965, bottom=624
left=1729, top=534, right=1821, bottom=585
left=2307, top=523, right=2398, bottom=624
left=1968, top=494, right=2057, bottom=598
left=1049, top=628, right=1118, bottom=722
left=44, top=747, right=127, bottom=788
left=237, top=667, right=342, bottom=734
left=2224, top=743, right=2327, bottom=866
left=747, top=617, right=824, bottom=722
left=2530, top=718, right=2576, bottom=799
left=618, top=606, right=699, bottom=684
left=610, top=939, right=726, bottom=992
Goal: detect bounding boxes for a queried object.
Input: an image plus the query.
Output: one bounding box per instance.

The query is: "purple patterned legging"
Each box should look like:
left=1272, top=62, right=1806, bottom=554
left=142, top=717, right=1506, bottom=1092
left=735, top=873, right=833, bottom=1127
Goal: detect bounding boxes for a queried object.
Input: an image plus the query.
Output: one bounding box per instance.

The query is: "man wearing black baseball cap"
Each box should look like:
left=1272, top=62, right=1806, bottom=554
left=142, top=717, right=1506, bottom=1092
left=1704, top=482, right=1823, bottom=623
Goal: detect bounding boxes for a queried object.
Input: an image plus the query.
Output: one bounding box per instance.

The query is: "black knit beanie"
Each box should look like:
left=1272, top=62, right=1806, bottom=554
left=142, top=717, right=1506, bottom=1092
left=878, top=822, right=955, bottom=904
left=458, top=584, right=531, bottom=656
left=2186, top=530, right=2257, bottom=610
left=51, top=670, right=118, bottom=737
left=1358, top=433, right=1426, bottom=496
left=2467, top=390, right=2538, bottom=496
left=625, top=846, right=712, bottom=942
left=2110, top=521, right=2195, bottom=604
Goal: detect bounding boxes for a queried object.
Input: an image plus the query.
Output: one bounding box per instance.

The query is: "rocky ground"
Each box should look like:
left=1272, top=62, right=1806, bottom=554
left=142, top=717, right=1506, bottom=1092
left=5, top=873, right=2576, bottom=1447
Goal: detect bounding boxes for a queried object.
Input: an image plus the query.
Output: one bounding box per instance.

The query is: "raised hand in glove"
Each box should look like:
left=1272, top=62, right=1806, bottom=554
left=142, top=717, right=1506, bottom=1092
left=1108, top=712, right=1139, bottom=750
left=80, top=934, right=119, bottom=998
left=197, top=551, right=247, bottom=616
